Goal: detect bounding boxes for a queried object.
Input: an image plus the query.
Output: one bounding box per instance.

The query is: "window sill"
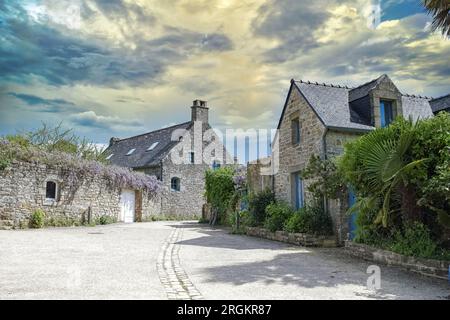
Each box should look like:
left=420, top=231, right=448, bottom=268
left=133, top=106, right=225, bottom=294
left=43, top=199, right=57, bottom=206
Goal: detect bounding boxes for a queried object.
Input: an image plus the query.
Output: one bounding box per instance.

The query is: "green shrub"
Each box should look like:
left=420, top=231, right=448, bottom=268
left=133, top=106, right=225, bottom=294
left=248, top=189, right=276, bottom=226
left=284, top=206, right=333, bottom=235
left=390, top=222, right=437, bottom=259
left=205, top=167, right=236, bottom=224
left=45, top=216, right=80, bottom=227
left=264, top=202, right=294, bottom=232
left=97, top=215, right=116, bottom=225
left=227, top=210, right=253, bottom=234
left=284, top=210, right=307, bottom=233
left=30, top=209, right=45, bottom=228
left=0, top=157, right=10, bottom=171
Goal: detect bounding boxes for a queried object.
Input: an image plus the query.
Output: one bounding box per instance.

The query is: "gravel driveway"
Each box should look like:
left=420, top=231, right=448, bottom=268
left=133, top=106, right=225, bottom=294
left=0, top=221, right=448, bottom=299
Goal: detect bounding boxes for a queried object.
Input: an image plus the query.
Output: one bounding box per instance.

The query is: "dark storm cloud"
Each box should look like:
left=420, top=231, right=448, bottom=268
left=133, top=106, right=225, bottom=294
left=70, top=111, right=143, bottom=129
left=0, top=2, right=233, bottom=87
left=8, top=92, right=83, bottom=113
left=252, top=0, right=331, bottom=63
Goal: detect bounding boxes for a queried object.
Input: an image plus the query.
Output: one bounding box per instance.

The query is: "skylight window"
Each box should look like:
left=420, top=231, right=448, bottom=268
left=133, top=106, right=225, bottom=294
left=105, top=154, right=114, bottom=160
left=147, top=142, right=159, bottom=151
left=126, top=148, right=136, bottom=156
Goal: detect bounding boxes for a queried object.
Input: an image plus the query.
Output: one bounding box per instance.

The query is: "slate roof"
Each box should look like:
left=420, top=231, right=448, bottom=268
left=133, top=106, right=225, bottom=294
left=104, top=122, right=192, bottom=168
left=280, top=76, right=437, bottom=132
left=348, top=75, right=388, bottom=102
left=430, top=94, right=450, bottom=113
left=293, top=81, right=375, bottom=131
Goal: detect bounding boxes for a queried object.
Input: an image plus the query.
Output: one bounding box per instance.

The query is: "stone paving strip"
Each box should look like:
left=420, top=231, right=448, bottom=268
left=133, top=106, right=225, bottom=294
left=157, top=226, right=203, bottom=300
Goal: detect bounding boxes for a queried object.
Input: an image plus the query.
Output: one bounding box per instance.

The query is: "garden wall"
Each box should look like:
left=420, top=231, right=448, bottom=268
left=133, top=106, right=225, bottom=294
left=345, top=241, right=449, bottom=281
left=245, top=226, right=337, bottom=247
left=0, top=160, right=160, bottom=229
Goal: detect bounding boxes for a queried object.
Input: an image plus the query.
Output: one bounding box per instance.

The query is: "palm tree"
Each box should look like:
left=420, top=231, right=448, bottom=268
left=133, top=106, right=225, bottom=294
left=348, top=120, right=426, bottom=227
left=423, top=0, right=450, bottom=37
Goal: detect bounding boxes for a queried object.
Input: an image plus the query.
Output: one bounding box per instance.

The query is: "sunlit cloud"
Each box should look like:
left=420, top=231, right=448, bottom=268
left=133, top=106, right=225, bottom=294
left=0, top=0, right=448, bottom=143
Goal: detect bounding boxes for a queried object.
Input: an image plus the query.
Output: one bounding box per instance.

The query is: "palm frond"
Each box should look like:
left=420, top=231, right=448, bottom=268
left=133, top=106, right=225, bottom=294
left=423, top=0, right=450, bottom=37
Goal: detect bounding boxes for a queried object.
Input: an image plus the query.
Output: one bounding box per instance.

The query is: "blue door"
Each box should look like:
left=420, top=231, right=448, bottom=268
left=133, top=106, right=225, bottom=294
left=294, top=173, right=304, bottom=210
left=348, top=189, right=358, bottom=240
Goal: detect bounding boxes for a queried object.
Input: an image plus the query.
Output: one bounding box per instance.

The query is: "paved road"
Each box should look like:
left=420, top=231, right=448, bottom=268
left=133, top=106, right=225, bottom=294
left=0, top=221, right=448, bottom=299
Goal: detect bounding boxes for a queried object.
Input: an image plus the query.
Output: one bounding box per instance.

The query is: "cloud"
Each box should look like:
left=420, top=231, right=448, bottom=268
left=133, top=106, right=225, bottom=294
left=8, top=92, right=82, bottom=113
left=0, top=0, right=449, bottom=144
left=252, top=0, right=331, bottom=63
left=70, top=110, right=144, bottom=130
left=0, top=2, right=233, bottom=87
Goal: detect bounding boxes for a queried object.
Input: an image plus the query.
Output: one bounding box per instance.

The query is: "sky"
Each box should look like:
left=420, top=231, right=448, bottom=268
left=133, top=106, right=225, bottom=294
left=0, top=0, right=449, bottom=149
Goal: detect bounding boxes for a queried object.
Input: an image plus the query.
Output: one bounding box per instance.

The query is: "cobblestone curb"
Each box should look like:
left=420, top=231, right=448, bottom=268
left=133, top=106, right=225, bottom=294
left=157, top=227, right=203, bottom=300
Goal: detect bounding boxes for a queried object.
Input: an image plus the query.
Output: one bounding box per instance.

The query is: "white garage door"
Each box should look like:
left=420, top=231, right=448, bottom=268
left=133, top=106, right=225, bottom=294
left=120, top=190, right=135, bottom=223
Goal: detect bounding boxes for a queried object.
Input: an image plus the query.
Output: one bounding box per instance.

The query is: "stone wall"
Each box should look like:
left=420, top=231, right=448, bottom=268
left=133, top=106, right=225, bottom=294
left=325, top=130, right=362, bottom=157
left=345, top=241, right=450, bottom=281
left=0, top=161, right=159, bottom=228
left=274, top=86, right=326, bottom=206
left=324, top=129, right=363, bottom=243
left=247, top=158, right=273, bottom=194
left=245, top=227, right=337, bottom=247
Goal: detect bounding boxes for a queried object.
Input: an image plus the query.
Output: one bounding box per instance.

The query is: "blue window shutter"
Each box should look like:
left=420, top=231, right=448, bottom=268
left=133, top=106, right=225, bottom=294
left=380, top=101, right=386, bottom=127
left=294, top=173, right=304, bottom=210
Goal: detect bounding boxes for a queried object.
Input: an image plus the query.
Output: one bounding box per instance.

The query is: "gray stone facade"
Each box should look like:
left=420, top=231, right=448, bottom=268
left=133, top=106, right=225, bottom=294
left=0, top=160, right=159, bottom=229
left=105, top=100, right=231, bottom=218
left=274, top=86, right=326, bottom=206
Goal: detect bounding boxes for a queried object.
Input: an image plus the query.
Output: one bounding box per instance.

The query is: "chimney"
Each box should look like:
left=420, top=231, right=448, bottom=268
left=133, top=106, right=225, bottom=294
left=191, top=99, right=209, bottom=124
left=109, top=137, right=120, bottom=147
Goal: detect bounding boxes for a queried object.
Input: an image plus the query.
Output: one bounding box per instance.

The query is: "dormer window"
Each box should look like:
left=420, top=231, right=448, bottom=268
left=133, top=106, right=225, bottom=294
left=147, top=142, right=159, bottom=151
left=126, top=148, right=136, bottom=156
left=105, top=154, right=113, bottom=160
left=380, top=100, right=394, bottom=127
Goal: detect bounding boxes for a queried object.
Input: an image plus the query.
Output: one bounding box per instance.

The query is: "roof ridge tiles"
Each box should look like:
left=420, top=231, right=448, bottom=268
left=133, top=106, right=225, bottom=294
left=115, top=121, right=191, bottom=142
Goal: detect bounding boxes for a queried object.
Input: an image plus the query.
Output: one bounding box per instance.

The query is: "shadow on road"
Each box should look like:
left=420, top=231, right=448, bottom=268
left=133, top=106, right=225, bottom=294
left=166, top=221, right=446, bottom=300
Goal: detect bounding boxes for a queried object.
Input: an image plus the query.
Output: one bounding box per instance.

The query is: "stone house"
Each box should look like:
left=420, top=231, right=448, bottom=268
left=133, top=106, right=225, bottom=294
left=271, top=74, right=440, bottom=244
left=104, top=100, right=231, bottom=218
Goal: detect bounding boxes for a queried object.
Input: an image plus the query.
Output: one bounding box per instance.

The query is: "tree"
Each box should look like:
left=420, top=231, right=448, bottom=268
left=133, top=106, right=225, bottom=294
left=423, top=0, right=450, bottom=37
left=340, top=115, right=450, bottom=230
left=6, top=122, right=107, bottom=163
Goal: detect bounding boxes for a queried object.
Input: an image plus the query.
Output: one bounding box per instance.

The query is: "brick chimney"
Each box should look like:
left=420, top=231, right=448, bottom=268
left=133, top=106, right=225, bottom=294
left=191, top=99, right=209, bottom=124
